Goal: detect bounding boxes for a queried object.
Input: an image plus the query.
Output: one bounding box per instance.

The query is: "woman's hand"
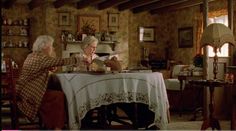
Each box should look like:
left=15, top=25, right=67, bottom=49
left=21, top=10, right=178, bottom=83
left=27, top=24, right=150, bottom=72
left=82, top=55, right=92, bottom=65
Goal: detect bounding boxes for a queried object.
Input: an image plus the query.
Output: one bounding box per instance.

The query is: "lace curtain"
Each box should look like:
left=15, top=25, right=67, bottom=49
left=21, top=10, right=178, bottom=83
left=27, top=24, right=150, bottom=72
left=195, top=13, right=203, bottom=54
left=195, top=9, right=228, bottom=55
left=208, top=9, right=227, bottom=18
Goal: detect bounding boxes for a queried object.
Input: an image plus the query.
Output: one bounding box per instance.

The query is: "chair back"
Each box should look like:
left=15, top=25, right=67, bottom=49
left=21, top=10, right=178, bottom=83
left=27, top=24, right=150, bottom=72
left=2, top=57, right=20, bottom=129
left=2, top=57, right=43, bottom=129
left=171, top=65, right=188, bottom=78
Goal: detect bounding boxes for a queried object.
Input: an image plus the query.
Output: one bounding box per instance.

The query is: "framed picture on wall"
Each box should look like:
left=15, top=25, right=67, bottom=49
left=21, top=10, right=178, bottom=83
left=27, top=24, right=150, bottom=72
left=139, top=27, right=155, bottom=42
left=178, top=27, right=193, bottom=48
left=78, top=15, right=100, bottom=34
left=108, top=13, right=119, bottom=27
left=108, top=13, right=119, bottom=32
left=58, top=12, right=70, bottom=26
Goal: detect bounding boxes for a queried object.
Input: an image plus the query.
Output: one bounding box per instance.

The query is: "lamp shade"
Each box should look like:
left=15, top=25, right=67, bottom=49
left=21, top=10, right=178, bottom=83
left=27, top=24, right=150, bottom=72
left=200, top=23, right=235, bottom=48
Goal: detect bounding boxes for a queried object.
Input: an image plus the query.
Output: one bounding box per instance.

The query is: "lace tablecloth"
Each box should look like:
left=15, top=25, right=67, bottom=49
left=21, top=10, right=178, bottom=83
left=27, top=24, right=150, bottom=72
left=56, top=72, right=169, bottom=129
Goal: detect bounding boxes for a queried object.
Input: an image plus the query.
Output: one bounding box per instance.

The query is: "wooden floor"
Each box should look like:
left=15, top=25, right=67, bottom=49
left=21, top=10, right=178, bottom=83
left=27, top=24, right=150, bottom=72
left=2, top=105, right=156, bottom=130
left=1, top=106, right=231, bottom=130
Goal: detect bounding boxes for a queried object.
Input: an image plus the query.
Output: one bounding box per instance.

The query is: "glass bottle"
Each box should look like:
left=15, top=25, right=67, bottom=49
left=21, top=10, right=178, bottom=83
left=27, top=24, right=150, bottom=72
left=1, top=53, right=6, bottom=72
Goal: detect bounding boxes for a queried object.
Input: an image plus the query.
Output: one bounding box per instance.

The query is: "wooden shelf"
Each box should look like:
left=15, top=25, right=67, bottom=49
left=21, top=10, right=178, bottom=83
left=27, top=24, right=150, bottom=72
left=65, top=40, right=118, bottom=44
left=3, top=47, right=29, bottom=49
left=2, top=34, right=28, bottom=37
left=63, top=40, right=118, bottom=50
left=227, top=66, right=236, bottom=69
left=2, top=24, right=29, bottom=27
left=2, top=19, right=31, bottom=51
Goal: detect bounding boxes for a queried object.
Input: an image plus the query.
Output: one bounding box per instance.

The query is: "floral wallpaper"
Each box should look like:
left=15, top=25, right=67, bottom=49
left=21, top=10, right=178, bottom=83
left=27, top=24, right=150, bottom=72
left=1, top=0, right=235, bottom=120
left=43, top=3, right=130, bottom=69
left=1, top=0, right=236, bottom=69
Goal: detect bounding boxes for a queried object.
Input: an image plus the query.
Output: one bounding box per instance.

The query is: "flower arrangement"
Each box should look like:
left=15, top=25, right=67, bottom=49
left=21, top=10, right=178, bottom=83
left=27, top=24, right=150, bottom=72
left=81, top=20, right=96, bottom=36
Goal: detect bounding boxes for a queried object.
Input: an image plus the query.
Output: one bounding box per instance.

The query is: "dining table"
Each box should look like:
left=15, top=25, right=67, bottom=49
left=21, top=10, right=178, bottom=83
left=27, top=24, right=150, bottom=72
left=55, top=71, right=169, bottom=129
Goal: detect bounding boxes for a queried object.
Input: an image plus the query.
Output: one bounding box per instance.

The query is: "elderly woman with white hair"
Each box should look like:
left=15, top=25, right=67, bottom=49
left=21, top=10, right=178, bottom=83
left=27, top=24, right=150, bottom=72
left=16, top=35, right=85, bottom=130
left=72, top=35, right=99, bottom=71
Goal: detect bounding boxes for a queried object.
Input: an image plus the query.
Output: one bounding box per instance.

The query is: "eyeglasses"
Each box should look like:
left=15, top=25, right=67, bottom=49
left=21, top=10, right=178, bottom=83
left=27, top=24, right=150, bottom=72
left=89, top=45, right=97, bottom=49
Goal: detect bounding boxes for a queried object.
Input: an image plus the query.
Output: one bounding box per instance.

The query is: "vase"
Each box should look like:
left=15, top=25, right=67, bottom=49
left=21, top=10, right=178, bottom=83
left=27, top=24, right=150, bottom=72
left=7, top=19, right=12, bottom=25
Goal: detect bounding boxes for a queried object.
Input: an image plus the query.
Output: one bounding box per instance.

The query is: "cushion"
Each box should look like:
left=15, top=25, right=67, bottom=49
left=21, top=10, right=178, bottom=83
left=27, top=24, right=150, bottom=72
left=165, top=78, right=186, bottom=91
left=171, top=65, right=189, bottom=78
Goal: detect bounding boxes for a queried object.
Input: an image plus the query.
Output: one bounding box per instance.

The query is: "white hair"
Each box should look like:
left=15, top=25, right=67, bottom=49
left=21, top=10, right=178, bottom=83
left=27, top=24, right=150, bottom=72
left=81, top=36, right=98, bottom=50
left=32, top=35, right=54, bottom=52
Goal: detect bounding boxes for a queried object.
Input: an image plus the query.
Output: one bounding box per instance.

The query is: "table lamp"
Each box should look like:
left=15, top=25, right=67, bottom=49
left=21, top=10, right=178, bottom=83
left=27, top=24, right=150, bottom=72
left=200, top=23, right=235, bottom=79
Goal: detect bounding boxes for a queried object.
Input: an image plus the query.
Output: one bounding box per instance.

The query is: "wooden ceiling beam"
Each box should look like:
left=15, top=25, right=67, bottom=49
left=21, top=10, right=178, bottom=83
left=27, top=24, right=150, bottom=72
left=53, top=0, right=73, bottom=8
left=77, top=0, right=106, bottom=9
left=150, top=0, right=215, bottom=14
left=28, top=0, right=45, bottom=10
left=3, top=0, right=17, bottom=9
left=118, top=0, right=160, bottom=11
left=98, top=0, right=129, bottom=10
left=132, top=0, right=187, bottom=14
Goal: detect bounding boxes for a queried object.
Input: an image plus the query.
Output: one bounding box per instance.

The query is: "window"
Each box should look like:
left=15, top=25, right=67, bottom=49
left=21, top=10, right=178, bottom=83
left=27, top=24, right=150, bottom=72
left=207, top=15, right=229, bottom=57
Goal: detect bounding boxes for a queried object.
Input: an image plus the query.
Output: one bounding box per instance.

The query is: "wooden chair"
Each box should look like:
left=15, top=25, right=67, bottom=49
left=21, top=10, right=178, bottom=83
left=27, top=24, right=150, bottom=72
left=80, top=103, right=155, bottom=130
left=1, top=57, right=42, bottom=129
left=2, top=57, right=19, bottom=129
left=165, top=64, right=189, bottom=91
left=165, top=64, right=199, bottom=113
